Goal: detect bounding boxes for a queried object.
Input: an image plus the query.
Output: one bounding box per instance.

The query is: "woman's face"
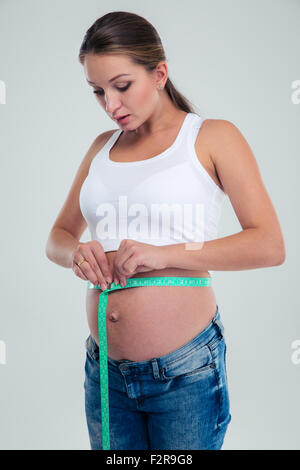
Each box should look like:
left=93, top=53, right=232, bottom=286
left=84, top=53, right=166, bottom=130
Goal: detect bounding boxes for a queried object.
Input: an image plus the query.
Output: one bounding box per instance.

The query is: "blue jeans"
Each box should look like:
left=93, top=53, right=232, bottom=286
left=84, top=305, right=231, bottom=450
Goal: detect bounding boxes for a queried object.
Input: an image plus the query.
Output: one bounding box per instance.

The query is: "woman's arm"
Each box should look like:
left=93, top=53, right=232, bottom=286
left=162, top=120, right=286, bottom=271
left=45, top=227, right=81, bottom=269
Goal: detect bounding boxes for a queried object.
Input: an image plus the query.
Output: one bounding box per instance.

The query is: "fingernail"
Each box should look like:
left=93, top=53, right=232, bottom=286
left=101, top=282, right=107, bottom=290
left=106, top=277, right=112, bottom=284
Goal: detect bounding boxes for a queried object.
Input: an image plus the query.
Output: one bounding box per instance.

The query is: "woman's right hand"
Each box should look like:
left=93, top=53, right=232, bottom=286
left=71, top=240, right=113, bottom=291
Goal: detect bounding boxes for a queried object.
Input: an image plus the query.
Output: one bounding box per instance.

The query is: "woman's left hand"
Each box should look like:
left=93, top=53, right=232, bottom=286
left=113, top=239, right=168, bottom=287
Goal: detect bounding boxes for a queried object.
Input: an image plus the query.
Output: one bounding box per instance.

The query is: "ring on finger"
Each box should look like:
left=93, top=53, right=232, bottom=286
left=77, top=258, right=88, bottom=267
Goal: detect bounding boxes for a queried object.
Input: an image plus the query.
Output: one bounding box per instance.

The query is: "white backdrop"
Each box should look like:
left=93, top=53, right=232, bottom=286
left=0, top=0, right=299, bottom=450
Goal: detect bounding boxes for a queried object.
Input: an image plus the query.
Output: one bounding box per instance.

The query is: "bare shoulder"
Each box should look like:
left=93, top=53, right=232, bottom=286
left=93, top=129, right=118, bottom=154
left=199, top=118, right=238, bottom=133
left=95, top=128, right=118, bottom=143
left=75, top=129, right=118, bottom=171
left=199, top=118, right=261, bottom=194
left=193, top=118, right=230, bottom=162
left=85, top=128, right=119, bottom=166
left=198, top=118, right=249, bottom=164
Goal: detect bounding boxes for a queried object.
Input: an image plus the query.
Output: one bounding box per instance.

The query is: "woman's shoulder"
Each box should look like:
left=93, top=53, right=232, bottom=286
left=94, top=128, right=119, bottom=146
left=197, top=118, right=243, bottom=162
left=199, top=118, right=236, bottom=134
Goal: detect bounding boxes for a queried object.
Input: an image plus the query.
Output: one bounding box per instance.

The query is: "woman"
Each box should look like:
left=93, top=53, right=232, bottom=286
left=45, top=11, right=285, bottom=450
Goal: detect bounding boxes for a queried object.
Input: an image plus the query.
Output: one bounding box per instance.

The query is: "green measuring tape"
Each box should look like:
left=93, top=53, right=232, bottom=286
left=87, top=276, right=212, bottom=450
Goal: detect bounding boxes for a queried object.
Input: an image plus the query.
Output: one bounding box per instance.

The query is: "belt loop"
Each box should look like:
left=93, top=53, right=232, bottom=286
left=88, top=335, right=98, bottom=360
left=151, top=359, right=161, bottom=380
left=212, top=306, right=225, bottom=337
left=212, top=317, right=224, bottom=337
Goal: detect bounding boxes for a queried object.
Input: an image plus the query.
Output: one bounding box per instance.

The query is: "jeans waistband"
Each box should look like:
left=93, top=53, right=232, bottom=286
left=88, top=304, right=224, bottom=374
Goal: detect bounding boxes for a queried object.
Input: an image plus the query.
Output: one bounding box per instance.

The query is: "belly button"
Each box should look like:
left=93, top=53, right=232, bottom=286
left=108, top=311, right=119, bottom=322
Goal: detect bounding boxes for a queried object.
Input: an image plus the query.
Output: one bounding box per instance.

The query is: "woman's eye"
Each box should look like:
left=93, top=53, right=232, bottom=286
left=93, top=82, right=131, bottom=96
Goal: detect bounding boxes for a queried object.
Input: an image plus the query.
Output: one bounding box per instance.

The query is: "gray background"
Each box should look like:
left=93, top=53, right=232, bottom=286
left=0, top=0, right=299, bottom=450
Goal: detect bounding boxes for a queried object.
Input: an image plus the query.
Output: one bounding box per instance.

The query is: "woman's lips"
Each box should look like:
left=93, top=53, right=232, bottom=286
left=116, top=114, right=131, bottom=123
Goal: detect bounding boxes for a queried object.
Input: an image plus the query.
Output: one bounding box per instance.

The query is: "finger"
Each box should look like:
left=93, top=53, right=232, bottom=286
left=134, top=265, right=151, bottom=273
left=74, top=251, right=106, bottom=289
left=113, top=240, right=136, bottom=286
left=112, top=265, right=123, bottom=286
left=113, top=262, right=126, bottom=287
left=121, top=251, right=139, bottom=285
left=72, top=260, right=88, bottom=281
left=113, top=268, right=127, bottom=287
left=123, top=255, right=138, bottom=276
left=113, top=271, right=119, bottom=286
left=90, top=244, right=113, bottom=284
left=114, top=244, right=135, bottom=279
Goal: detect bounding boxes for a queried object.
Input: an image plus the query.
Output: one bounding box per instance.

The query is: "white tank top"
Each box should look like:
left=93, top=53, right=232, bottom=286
left=79, top=112, right=226, bottom=261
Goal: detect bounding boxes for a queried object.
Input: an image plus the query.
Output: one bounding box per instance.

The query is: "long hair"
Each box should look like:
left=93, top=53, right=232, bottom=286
left=78, top=11, right=197, bottom=113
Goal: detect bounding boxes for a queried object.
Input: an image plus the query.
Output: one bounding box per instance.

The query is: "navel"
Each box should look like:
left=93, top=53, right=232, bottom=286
left=108, top=311, right=120, bottom=322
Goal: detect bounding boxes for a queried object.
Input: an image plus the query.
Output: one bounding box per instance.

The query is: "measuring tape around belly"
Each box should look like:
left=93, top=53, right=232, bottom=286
left=87, top=276, right=212, bottom=450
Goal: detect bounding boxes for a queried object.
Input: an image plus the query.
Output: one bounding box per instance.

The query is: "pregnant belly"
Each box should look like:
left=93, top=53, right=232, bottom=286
left=85, top=253, right=217, bottom=362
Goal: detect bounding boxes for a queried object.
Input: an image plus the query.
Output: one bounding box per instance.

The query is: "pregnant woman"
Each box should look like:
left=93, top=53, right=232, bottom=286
left=45, top=11, right=285, bottom=450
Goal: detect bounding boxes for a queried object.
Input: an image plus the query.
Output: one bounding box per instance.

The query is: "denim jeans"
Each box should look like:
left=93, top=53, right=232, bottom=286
left=84, top=305, right=231, bottom=450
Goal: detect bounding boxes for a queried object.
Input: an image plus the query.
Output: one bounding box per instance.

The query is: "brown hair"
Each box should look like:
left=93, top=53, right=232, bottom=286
left=78, top=11, right=198, bottom=114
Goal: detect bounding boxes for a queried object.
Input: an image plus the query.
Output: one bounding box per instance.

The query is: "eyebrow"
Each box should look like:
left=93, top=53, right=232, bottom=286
left=86, top=73, right=131, bottom=85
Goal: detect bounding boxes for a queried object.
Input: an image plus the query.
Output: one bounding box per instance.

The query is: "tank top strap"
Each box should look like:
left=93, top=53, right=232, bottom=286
left=186, top=113, right=204, bottom=144
left=103, top=128, right=123, bottom=153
